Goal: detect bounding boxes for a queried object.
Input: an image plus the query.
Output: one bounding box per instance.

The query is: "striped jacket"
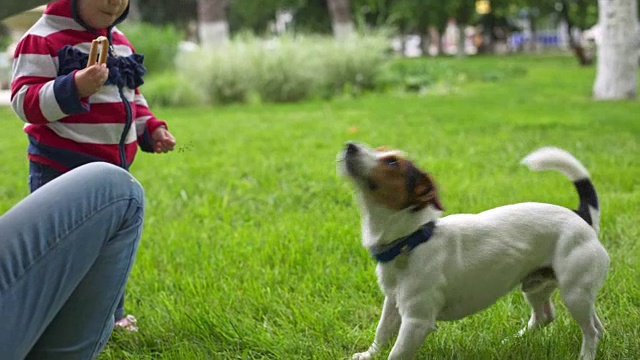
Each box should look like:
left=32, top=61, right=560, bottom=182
left=11, top=0, right=166, bottom=172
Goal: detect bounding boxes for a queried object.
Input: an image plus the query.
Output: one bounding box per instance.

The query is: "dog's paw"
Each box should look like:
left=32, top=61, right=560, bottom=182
left=352, top=351, right=373, bottom=360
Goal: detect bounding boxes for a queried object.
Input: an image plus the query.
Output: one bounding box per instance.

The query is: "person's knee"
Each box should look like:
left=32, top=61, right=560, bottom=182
left=76, top=163, right=145, bottom=205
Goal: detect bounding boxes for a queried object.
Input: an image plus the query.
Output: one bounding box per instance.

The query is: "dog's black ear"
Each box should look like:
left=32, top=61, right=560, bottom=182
left=411, top=170, right=445, bottom=212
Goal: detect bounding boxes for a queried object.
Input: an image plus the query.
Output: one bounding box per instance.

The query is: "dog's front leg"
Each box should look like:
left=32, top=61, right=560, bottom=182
left=352, top=296, right=401, bottom=360
left=387, top=316, right=435, bottom=360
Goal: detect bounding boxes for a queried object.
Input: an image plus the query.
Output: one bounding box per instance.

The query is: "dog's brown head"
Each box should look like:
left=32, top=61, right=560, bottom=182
left=338, top=142, right=444, bottom=212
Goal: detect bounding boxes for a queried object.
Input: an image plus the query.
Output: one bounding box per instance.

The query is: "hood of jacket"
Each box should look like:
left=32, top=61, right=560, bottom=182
left=44, top=0, right=130, bottom=32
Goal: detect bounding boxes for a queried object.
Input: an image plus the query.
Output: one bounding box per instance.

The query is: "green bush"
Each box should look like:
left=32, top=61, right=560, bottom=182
left=250, top=38, right=320, bottom=103
left=176, top=33, right=391, bottom=105
left=179, top=41, right=260, bottom=105
left=118, top=22, right=183, bottom=74
left=317, top=35, right=390, bottom=97
left=141, top=72, right=207, bottom=108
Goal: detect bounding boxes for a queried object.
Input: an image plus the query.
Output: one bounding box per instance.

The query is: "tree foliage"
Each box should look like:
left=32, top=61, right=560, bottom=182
left=132, top=0, right=601, bottom=37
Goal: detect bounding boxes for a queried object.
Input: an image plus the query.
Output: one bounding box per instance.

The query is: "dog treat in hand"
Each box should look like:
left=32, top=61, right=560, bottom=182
left=86, top=36, right=109, bottom=68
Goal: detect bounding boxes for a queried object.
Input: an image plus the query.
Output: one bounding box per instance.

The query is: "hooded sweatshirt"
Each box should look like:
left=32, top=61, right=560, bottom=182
left=10, top=0, right=166, bottom=172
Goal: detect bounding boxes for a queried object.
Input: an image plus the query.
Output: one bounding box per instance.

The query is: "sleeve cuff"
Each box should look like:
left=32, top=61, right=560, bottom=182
left=53, top=71, right=90, bottom=114
left=146, top=118, right=168, bottom=134
left=138, top=118, right=168, bottom=153
left=138, top=128, right=154, bottom=152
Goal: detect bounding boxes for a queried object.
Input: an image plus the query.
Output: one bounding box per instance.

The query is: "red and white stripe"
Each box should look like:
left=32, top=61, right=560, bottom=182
left=10, top=0, right=165, bottom=170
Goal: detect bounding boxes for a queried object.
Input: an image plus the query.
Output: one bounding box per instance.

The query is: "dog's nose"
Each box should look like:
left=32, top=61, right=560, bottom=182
left=346, top=142, right=359, bottom=155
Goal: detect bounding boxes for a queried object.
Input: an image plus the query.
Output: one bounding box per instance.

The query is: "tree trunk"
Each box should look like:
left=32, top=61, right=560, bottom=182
left=456, top=24, right=466, bottom=57
left=327, top=0, right=354, bottom=40
left=197, top=0, right=229, bottom=48
left=593, top=0, right=639, bottom=100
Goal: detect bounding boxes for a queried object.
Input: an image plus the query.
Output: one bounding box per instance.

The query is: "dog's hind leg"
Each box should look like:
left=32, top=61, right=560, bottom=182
left=555, top=234, right=608, bottom=359
left=520, top=282, right=557, bottom=335
left=519, top=267, right=558, bottom=335
left=593, top=313, right=604, bottom=334
left=560, top=288, right=603, bottom=360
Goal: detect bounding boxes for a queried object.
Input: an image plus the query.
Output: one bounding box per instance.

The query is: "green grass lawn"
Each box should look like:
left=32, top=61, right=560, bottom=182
left=0, top=54, right=638, bottom=359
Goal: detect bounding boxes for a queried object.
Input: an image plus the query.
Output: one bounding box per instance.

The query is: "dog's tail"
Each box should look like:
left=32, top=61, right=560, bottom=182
left=521, top=147, right=599, bottom=234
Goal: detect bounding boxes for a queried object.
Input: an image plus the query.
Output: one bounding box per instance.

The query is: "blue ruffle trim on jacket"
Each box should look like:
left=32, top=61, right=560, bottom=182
left=57, top=45, right=146, bottom=89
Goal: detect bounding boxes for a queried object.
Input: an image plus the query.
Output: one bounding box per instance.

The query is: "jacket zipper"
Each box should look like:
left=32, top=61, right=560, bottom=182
left=108, top=31, right=131, bottom=170
left=119, top=88, right=132, bottom=170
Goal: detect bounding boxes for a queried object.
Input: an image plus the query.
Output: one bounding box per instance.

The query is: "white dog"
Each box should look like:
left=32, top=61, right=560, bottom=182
left=338, top=143, right=609, bottom=360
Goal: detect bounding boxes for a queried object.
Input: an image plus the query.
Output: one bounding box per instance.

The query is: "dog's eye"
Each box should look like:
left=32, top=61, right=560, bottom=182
left=383, top=156, right=399, bottom=167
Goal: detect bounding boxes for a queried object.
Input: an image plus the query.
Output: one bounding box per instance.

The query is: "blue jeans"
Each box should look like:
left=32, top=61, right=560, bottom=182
left=0, top=162, right=144, bottom=359
left=29, top=161, right=128, bottom=320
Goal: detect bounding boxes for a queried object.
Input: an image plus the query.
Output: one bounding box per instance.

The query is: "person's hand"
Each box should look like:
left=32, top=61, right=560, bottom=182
left=151, top=126, right=176, bottom=153
left=75, top=64, right=109, bottom=98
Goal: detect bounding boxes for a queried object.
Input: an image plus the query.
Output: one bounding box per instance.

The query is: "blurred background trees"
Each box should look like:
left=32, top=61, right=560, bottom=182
left=130, top=0, right=604, bottom=40
left=95, top=0, right=640, bottom=101
left=1, top=0, right=638, bottom=100
left=127, top=0, right=625, bottom=65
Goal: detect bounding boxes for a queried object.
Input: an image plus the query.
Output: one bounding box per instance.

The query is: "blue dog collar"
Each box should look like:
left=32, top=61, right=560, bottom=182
left=369, top=221, right=436, bottom=263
